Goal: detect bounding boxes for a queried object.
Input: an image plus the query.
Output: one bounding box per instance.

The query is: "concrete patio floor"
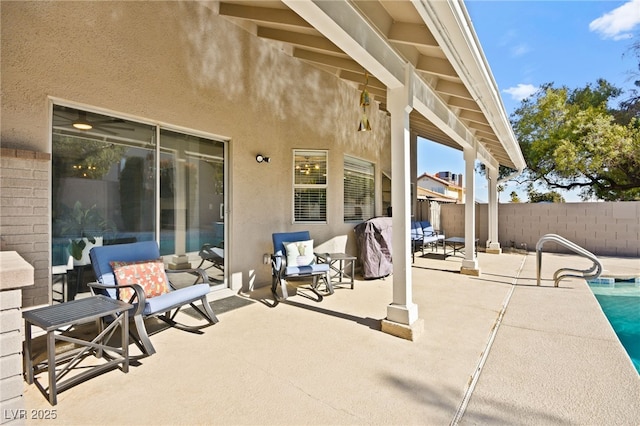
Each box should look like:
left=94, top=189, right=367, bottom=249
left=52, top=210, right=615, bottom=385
left=22, top=251, right=640, bottom=425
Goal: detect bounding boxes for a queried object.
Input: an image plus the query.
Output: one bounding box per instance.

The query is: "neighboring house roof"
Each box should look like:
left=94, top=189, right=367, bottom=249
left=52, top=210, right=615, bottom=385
left=216, top=0, right=526, bottom=172
left=417, top=186, right=459, bottom=203
left=417, top=172, right=462, bottom=190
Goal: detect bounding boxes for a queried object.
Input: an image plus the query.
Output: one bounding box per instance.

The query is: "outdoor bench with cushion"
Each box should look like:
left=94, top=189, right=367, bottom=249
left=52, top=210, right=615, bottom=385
left=89, top=241, right=218, bottom=356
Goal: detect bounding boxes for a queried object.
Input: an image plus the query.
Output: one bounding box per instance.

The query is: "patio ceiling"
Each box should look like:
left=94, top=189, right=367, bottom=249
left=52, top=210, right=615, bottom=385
left=213, top=0, right=525, bottom=171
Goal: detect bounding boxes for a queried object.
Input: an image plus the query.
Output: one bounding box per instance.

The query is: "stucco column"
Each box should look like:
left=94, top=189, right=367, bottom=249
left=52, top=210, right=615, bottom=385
left=486, top=166, right=501, bottom=254
left=381, top=72, right=423, bottom=341
left=461, top=147, right=480, bottom=276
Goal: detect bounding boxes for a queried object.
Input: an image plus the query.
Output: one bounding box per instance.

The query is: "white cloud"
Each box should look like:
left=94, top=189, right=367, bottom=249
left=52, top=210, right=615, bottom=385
left=589, top=0, right=640, bottom=40
left=511, top=43, right=530, bottom=57
left=503, top=84, right=538, bottom=101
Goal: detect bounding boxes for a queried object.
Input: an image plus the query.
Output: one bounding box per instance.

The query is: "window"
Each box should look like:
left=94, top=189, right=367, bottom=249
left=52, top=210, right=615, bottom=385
left=293, top=150, right=327, bottom=222
left=51, top=105, right=226, bottom=281
left=344, top=155, right=374, bottom=222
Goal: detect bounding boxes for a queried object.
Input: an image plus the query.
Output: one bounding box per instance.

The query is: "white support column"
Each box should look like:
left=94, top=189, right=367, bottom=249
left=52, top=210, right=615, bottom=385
left=461, top=147, right=480, bottom=276
left=381, top=70, right=423, bottom=341
left=169, top=153, right=190, bottom=270
left=486, top=167, right=502, bottom=254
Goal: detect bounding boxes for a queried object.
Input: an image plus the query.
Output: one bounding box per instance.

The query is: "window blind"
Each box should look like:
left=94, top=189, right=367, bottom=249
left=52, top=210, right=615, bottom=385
left=293, top=150, right=327, bottom=222
left=344, top=156, right=374, bottom=222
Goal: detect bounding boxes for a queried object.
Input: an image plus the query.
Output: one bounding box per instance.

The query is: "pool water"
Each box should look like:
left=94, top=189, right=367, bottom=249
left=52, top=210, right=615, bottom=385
left=588, top=279, right=640, bottom=375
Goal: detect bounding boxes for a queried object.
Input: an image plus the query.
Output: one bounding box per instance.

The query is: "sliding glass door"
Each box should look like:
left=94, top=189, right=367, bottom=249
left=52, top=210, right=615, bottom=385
left=52, top=104, right=227, bottom=296
left=158, top=129, right=225, bottom=283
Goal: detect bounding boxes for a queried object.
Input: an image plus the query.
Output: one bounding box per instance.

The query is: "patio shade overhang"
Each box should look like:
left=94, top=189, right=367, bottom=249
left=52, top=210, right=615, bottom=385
left=213, top=0, right=526, bottom=172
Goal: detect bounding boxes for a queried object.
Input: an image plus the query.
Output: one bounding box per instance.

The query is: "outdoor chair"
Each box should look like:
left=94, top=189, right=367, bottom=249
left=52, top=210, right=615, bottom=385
left=89, top=241, right=218, bottom=356
left=51, top=251, right=73, bottom=303
left=271, top=231, right=333, bottom=302
left=411, top=221, right=445, bottom=262
left=420, top=220, right=445, bottom=253
left=410, top=221, right=425, bottom=260
left=197, top=243, right=224, bottom=274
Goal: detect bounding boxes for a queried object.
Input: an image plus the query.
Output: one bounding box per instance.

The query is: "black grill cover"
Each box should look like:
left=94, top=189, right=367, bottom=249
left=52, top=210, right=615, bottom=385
left=354, top=217, right=392, bottom=279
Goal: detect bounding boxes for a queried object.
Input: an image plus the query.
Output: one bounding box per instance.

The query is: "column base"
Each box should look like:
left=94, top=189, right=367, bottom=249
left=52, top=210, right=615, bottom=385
left=381, top=318, right=424, bottom=341
left=460, top=266, right=481, bottom=276
left=461, top=259, right=480, bottom=276
left=486, top=242, right=502, bottom=254
left=168, top=254, right=191, bottom=270
left=460, top=267, right=481, bottom=276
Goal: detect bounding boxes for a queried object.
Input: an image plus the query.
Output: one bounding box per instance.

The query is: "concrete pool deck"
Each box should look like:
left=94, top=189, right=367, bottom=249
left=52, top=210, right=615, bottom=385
left=21, top=251, right=640, bottom=425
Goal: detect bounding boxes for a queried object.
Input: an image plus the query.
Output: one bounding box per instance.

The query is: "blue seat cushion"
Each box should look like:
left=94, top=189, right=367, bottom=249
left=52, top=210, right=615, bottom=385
left=423, top=233, right=439, bottom=244
left=143, top=283, right=210, bottom=316
left=285, top=263, right=329, bottom=277
left=410, top=222, right=424, bottom=240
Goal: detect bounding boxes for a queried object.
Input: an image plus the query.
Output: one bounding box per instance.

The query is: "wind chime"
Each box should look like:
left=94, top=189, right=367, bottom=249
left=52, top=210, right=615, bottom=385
left=358, top=73, right=372, bottom=132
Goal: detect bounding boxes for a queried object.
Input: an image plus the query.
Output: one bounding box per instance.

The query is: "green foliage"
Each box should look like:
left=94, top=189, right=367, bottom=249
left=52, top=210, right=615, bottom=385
left=55, top=201, right=115, bottom=260
left=509, top=191, right=521, bottom=203
left=618, top=39, right=640, bottom=123
left=511, top=80, right=640, bottom=201
left=527, top=185, right=565, bottom=203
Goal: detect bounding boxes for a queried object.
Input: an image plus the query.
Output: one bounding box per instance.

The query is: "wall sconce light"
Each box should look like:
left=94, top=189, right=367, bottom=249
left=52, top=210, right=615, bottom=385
left=357, top=72, right=372, bottom=132
left=256, top=154, right=271, bottom=163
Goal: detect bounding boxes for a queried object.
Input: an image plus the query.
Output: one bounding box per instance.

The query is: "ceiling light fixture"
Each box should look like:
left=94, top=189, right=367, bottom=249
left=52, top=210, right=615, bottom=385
left=357, top=72, right=372, bottom=132
left=72, top=111, right=93, bottom=130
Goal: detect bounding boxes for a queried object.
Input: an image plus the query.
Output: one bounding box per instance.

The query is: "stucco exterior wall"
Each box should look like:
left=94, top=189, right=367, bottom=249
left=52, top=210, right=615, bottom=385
left=440, top=202, right=640, bottom=257
left=1, top=1, right=391, bottom=300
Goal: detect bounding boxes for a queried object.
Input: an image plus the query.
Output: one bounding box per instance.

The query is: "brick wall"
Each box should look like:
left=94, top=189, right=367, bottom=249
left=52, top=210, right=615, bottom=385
left=440, top=201, right=640, bottom=257
left=0, top=149, right=51, bottom=307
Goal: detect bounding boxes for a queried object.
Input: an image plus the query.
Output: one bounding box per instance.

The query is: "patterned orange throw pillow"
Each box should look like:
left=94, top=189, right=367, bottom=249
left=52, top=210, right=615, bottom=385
left=110, top=259, right=170, bottom=301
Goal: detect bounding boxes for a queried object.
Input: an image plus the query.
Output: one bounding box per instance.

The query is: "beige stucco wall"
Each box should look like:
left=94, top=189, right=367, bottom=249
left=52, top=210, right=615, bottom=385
left=1, top=1, right=391, bottom=299
left=440, top=202, right=640, bottom=257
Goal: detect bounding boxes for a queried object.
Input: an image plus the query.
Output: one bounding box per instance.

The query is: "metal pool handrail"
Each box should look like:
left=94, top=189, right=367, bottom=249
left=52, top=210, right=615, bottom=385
left=536, top=233, right=603, bottom=287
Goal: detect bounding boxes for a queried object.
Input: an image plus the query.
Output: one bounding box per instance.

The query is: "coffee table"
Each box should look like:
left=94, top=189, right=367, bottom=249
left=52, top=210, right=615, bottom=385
left=444, top=237, right=479, bottom=257
left=23, top=295, right=132, bottom=405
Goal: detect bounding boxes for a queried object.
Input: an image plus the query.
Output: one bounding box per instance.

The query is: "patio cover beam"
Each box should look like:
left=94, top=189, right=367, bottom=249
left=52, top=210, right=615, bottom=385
left=411, top=0, right=526, bottom=172
left=282, top=0, right=406, bottom=89
left=411, top=76, right=498, bottom=170
left=218, top=2, right=311, bottom=29
left=283, top=0, right=502, bottom=172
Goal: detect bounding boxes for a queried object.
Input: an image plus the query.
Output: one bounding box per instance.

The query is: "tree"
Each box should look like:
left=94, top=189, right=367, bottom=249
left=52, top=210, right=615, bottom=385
left=509, top=191, right=521, bottom=203
left=527, top=185, right=565, bottom=203
left=511, top=80, right=640, bottom=201
left=618, top=39, right=640, bottom=122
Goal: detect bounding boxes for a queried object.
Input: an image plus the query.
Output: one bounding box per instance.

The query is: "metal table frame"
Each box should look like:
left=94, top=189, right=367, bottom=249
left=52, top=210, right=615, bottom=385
left=23, top=295, right=131, bottom=405
left=443, top=237, right=478, bottom=257
left=316, top=253, right=357, bottom=289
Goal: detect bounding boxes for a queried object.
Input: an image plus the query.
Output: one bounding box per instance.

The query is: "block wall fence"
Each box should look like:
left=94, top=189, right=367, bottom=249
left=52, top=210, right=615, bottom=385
left=439, top=201, right=640, bottom=257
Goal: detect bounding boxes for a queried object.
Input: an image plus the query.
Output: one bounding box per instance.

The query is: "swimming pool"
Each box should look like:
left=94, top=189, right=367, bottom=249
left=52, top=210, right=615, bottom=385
left=588, top=278, right=640, bottom=375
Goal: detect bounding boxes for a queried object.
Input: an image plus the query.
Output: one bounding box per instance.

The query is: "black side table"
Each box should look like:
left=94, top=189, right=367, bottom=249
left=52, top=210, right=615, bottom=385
left=23, top=295, right=131, bottom=405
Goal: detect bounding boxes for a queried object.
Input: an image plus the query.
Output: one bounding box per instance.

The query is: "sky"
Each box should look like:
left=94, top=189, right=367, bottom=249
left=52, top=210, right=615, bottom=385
left=417, top=0, right=640, bottom=202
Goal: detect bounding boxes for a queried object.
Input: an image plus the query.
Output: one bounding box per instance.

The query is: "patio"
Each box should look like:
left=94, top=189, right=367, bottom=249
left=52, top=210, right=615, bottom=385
left=22, top=251, right=640, bottom=425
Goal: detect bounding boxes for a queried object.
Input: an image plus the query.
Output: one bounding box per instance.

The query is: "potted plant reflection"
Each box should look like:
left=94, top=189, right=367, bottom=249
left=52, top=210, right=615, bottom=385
left=56, top=201, right=115, bottom=265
